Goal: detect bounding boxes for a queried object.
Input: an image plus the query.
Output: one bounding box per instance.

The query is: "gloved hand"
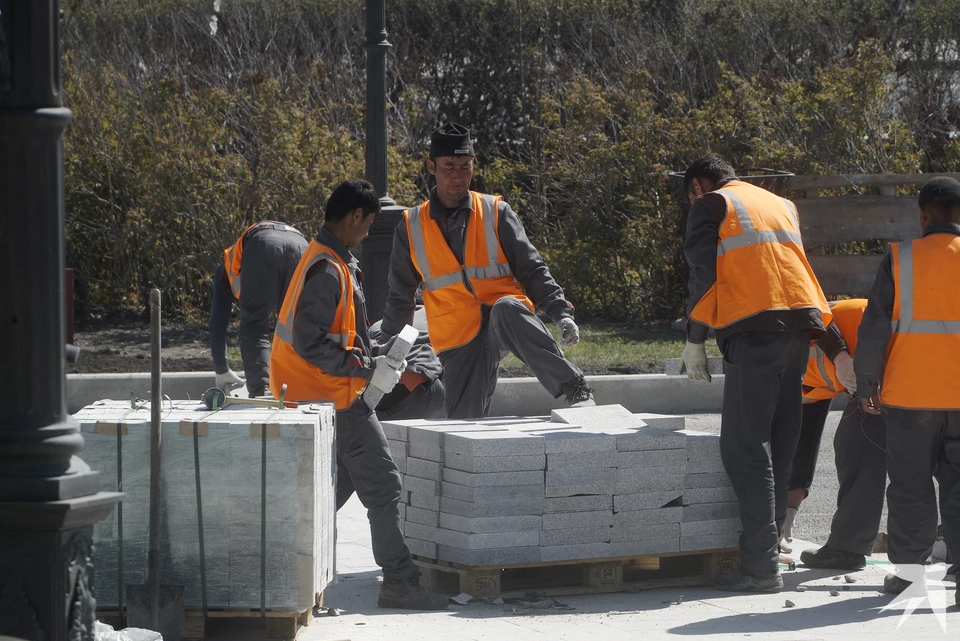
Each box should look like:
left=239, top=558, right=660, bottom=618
left=833, top=351, right=857, bottom=392
left=369, top=355, right=407, bottom=393
left=680, top=341, right=711, bottom=382
left=215, top=368, right=245, bottom=391
left=780, top=507, right=799, bottom=553
left=556, top=318, right=580, bottom=347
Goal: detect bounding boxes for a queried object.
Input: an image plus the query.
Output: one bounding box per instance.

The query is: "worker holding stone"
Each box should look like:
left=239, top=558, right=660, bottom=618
left=679, top=154, right=832, bottom=592
left=854, top=176, right=960, bottom=605
left=779, top=299, right=890, bottom=574
left=209, top=220, right=307, bottom=397
left=380, top=123, right=594, bottom=419
left=269, top=179, right=448, bottom=611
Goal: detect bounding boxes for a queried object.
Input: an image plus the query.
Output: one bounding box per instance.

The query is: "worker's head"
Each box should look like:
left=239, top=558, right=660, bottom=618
left=684, top=155, right=736, bottom=204
left=427, top=123, right=475, bottom=208
left=323, top=179, right=381, bottom=249
left=918, top=176, right=960, bottom=229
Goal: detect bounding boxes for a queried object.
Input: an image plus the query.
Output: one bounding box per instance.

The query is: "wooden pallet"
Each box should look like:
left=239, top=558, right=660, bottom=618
left=413, top=548, right=740, bottom=598
left=97, top=593, right=322, bottom=640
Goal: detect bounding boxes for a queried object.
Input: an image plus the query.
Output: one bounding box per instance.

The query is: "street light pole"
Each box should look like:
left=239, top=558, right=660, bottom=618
left=0, top=2, right=120, bottom=640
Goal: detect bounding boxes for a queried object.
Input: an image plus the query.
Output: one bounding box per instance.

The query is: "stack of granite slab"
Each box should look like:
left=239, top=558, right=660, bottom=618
left=680, top=429, right=741, bottom=551
left=381, top=405, right=742, bottom=566
left=73, top=399, right=336, bottom=611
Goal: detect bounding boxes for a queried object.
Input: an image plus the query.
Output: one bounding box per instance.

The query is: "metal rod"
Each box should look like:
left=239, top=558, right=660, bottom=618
left=148, top=288, right=162, bottom=627
left=261, top=421, right=267, bottom=617
left=193, top=421, right=208, bottom=617
left=117, top=423, right=124, bottom=618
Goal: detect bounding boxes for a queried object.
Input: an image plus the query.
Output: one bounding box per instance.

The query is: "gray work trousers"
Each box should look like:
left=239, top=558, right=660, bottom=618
left=238, top=229, right=306, bottom=396
left=885, top=408, right=960, bottom=567
left=824, top=397, right=888, bottom=556
left=334, top=401, right=417, bottom=580
left=720, top=330, right=810, bottom=575
left=438, top=297, right=582, bottom=419
left=376, top=378, right=446, bottom=421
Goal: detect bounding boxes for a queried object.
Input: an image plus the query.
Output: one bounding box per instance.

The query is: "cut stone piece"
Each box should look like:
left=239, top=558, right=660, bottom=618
left=443, top=431, right=545, bottom=457
left=542, top=510, right=614, bottom=530
left=615, top=466, right=683, bottom=494
left=680, top=518, right=743, bottom=537
left=614, top=492, right=683, bottom=512
left=615, top=428, right=686, bottom=452
left=439, top=513, right=542, bottom=534
left=532, top=429, right=618, bottom=454
left=610, top=538, right=680, bottom=556
left=540, top=526, right=612, bottom=546
left=610, top=522, right=679, bottom=542
left=441, top=481, right=544, bottom=503
left=680, top=533, right=740, bottom=551
left=406, top=457, right=443, bottom=481
left=682, top=502, right=741, bottom=522
left=437, top=545, right=541, bottom=566
left=405, top=506, right=440, bottom=527
left=612, top=506, right=683, bottom=528
left=444, top=452, right=546, bottom=473
left=440, top=497, right=545, bottom=518
left=404, top=537, right=438, bottom=560
left=544, top=495, right=613, bottom=514
left=539, top=543, right=611, bottom=562
left=547, top=451, right=617, bottom=469
left=682, top=486, right=738, bottom=504
left=631, top=413, right=686, bottom=431
left=684, top=472, right=732, bottom=489
left=441, top=468, right=544, bottom=487
left=616, top=449, right=686, bottom=469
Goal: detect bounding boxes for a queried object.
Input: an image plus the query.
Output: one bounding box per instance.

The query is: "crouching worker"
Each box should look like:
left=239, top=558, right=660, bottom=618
left=269, top=180, right=448, bottom=610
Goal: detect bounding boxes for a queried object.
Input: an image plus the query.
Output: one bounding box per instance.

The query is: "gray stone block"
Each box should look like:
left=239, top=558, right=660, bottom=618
left=550, top=404, right=635, bottom=426
left=616, top=428, right=686, bottom=452
left=398, top=503, right=406, bottom=521
left=612, top=506, right=682, bottom=528
left=406, top=457, right=443, bottom=481
left=542, top=510, right=614, bottom=530
left=405, top=506, right=439, bottom=527
left=444, top=452, right=546, bottom=473
left=440, top=528, right=541, bottom=549
left=443, top=430, right=545, bottom=457
left=441, top=468, right=544, bottom=487
left=613, top=491, right=683, bottom=512
left=404, top=537, right=438, bottom=559
left=409, top=423, right=515, bottom=450
left=386, top=438, right=408, bottom=456
left=539, top=543, right=611, bottom=562
left=615, top=466, right=683, bottom=494
left=441, top=481, right=544, bottom=503
left=439, top=513, right=542, bottom=534
left=437, top=545, right=541, bottom=566
left=440, top=497, right=544, bottom=518
left=686, top=457, right=725, bottom=474
left=402, top=522, right=439, bottom=542
left=409, top=493, right=440, bottom=510
left=402, top=474, right=439, bottom=497
left=610, top=522, right=679, bottom=542
left=381, top=422, right=410, bottom=442
left=610, top=538, right=680, bottom=557
left=531, top=429, right=618, bottom=454
left=540, top=526, right=611, bottom=546
left=682, top=502, right=741, bottom=522
left=616, top=449, right=686, bottom=469
left=680, top=533, right=740, bottom=552
left=408, top=442, right=443, bottom=462
left=544, top=495, right=613, bottom=513
left=547, top=451, right=616, bottom=469
left=632, top=413, right=686, bottom=431
left=393, top=452, right=407, bottom=475
left=473, top=416, right=551, bottom=426
left=684, top=472, right=732, bottom=489
left=682, top=487, right=738, bottom=504
left=680, top=518, right=742, bottom=537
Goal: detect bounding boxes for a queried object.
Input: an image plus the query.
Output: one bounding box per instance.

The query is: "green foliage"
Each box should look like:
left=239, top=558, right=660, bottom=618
left=60, top=0, right=954, bottom=322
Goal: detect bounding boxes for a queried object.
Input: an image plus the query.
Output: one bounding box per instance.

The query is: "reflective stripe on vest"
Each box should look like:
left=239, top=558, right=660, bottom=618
left=408, top=195, right=513, bottom=291
left=274, top=250, right=351, bottom=349
left=891, top=242, right=960, bottom=334
left=715, top=190, right=804, bottom=256
left=224, top=221, right=302, bottom=298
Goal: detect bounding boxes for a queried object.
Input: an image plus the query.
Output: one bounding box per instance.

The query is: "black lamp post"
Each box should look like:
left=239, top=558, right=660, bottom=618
left=360, top=0, right=406, bottom=322
left=0, top=2, right=121, bottom=640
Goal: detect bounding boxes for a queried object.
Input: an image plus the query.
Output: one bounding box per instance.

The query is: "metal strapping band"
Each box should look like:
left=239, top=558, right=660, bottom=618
left=117, top=422, right=124, bottom=617
left=260, top=421, right=267, bottom=617
left=193, top=421, right=208, bottom=617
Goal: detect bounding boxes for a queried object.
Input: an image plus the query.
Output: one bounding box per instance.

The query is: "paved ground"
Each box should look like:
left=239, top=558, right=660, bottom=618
left=210, top=411, right=959, bottom=640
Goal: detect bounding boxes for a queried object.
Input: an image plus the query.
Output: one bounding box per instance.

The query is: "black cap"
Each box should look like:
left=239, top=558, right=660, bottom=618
left=430, top=123, right=475, bottom=158
left=918, top=176, right=960, bottom=205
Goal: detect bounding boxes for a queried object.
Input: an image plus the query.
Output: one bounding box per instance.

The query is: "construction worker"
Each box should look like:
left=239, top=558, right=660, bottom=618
left=209, top=220, right=307, bottom=397
left=679, top=155, right=832, bottom=592
left=780, top=300, right=890, bottom=572
left=855, top=176, right=960, bottom=605
left=369, top=305, right=446, bottom=421
left=379, top=123, right=594, bottom=419
left=269, top=179, right=448, bottom=610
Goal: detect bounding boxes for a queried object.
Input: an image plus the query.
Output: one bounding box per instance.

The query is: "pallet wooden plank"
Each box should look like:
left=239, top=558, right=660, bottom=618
left=808, top=254, right=886, bottom=296
left=796, top=196, right=921, bottom=248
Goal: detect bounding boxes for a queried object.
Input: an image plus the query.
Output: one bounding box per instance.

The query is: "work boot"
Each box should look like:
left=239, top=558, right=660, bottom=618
left=562, top=375, right=595, bottom=407
left=377, top=573, right=449, bottom=610
left=800, top=545, right=866, bottom=571
left=883, top=573, right=914, bottom=595
left=713, top=569, right=783, bottom=593
left=955, top=584, right=959, bottom=608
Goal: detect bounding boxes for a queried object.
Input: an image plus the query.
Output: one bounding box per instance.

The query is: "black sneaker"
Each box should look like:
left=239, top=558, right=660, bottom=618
left=800, top=545, right=866, bottom=571
left=377, top=573, right=449, bottom=610
left=883, top=573, right=914, bottom=595
left=713, top=569, right=783, bottom=592
left=562, top=375, right=596, bottom=407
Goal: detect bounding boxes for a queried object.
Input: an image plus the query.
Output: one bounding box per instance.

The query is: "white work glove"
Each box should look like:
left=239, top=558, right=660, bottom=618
left=369, top=355, right=406, bottom=393
left=780, top=507, right=799, bottom=553
left=215, top=368, right=245, bottom=392
left=833, top=351, right=857, bottom=392
left=680, top=341, right=711, bottom=382
left=556, top=318, right=580, bottom=347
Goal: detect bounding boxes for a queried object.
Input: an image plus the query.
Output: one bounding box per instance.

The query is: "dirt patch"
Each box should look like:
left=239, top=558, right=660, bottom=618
left=72, top=322, right=665, bottom=376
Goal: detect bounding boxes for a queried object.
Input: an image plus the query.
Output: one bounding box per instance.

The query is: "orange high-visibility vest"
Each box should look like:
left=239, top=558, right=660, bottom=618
left=269, top=240, right=367, bottom=408
left=881, top=234, right=960, bottom=410
left=223, top=221, right=301, bottom=298
left=404, top=191, right=534, bottom=352
left=803, top=299, right=867, bottom=403
left=689, top=181, right=832, bottom=330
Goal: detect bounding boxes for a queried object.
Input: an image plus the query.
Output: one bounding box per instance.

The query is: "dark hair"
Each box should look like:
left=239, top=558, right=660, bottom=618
left=684, top=154, right=736, bottom=194
left=324, top=179, right=381, bottom=223
left=921, top=197, right=960, bottom=224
